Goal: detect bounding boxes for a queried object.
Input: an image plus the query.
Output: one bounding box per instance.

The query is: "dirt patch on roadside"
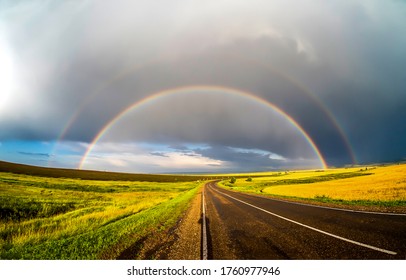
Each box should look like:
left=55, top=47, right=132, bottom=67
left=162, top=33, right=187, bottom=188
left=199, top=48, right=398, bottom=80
left=119, top=187, right=203, bottom=260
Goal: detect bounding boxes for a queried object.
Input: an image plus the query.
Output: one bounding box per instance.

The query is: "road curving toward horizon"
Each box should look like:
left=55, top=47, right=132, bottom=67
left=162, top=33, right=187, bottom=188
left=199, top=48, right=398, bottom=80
left=202, top=181, right=406, bottom=259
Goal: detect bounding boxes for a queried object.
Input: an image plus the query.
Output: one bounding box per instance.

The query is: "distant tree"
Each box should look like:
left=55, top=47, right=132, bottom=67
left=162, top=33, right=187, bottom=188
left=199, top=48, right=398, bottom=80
left=230, top=177, right=236, bottom=184
left=246, top=177, right=252, bottom=182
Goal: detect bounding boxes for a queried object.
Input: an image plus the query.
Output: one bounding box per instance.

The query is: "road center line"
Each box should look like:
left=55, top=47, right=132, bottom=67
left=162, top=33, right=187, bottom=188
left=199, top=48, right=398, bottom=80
left=209, top=184, right=397, bottom=256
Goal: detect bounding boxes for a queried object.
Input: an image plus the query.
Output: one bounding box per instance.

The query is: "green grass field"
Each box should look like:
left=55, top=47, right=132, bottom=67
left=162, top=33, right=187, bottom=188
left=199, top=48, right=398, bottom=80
left=0, top=169, right=202, bottom=259
left=0, top=160, right=271, bottom=260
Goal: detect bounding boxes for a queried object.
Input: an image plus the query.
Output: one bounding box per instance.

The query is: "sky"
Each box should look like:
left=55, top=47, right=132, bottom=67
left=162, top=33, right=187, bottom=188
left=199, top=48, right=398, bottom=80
left=0, top=0, right=405, bottom=173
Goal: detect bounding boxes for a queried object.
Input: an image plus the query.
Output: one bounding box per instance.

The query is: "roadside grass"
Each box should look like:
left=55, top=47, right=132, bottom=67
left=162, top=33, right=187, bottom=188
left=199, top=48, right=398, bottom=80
left=0, top=172, right=201, bottom=259
left=218, top=164, right=406, bottom=208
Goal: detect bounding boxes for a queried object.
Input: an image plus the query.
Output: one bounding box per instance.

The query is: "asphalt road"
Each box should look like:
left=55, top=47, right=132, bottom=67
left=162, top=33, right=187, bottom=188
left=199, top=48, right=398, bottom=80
left=202, top=181, right=406, bottom=259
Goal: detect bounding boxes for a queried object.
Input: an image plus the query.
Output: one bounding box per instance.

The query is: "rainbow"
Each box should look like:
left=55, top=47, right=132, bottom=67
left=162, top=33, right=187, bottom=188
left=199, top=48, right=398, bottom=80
left=53, top=53, right=356, bottom=167
left=230, top=54, right=357, bottom=164
left=78, top=85, right=329, bottom=170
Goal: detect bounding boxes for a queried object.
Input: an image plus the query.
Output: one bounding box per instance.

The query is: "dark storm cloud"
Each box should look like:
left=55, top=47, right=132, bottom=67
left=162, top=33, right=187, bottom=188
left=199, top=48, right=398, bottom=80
left=101, top=92, right=318, bottom=161
left=1, top=0, right=406, bottom=171
left=195, top=145, right=277, bottom=171
left=149, top=152, right=169, bottom=158
left=18, top=152, right=50, bottom=158
left=168, top=144, right=190, bottom=151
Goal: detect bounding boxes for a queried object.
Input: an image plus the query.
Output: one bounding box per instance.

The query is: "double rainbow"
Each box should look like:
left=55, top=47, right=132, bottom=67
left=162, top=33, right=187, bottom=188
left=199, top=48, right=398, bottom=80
left=77, top=85, right=329, bottom=170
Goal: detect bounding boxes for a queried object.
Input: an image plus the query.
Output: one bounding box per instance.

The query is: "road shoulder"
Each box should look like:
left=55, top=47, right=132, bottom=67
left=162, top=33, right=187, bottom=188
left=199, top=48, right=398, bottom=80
left=127, top=186, right=203, bottom=260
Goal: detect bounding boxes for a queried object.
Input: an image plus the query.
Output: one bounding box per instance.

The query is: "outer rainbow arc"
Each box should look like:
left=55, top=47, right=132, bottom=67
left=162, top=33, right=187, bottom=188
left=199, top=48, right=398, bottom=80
left=54, top=53, right=356, bottom=167
left=78, top=85, right=328, bottom=170
left=223, top=52, right=357, bottom=164
left=48, top=56, right=168, bottom=167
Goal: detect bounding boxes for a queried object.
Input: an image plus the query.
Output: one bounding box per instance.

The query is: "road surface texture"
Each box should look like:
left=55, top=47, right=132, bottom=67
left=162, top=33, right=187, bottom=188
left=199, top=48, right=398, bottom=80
left=203, top=181, right=406, bottom=260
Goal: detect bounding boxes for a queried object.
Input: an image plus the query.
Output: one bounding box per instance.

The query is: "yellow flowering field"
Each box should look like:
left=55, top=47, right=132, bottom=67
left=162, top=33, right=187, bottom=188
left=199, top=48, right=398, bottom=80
left=220, top=164, right=406, bottom=202
left=263, top=165, right=406, bottom=201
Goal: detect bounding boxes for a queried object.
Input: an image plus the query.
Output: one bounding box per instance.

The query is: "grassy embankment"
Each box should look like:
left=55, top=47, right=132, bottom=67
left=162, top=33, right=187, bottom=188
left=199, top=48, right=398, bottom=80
left=218, top=164, right=406, bottom=209
left=0, top=170, right=203, bottom=259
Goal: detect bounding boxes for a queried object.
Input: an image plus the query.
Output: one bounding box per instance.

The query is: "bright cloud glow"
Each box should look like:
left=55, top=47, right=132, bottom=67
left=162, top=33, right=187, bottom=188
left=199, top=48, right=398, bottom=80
left=0, top=38, right=14, bottom=110
left=80, top=142, right=226, bottom=173
left=230, top=147, right=270, bottom=155
left=269, top=152, right=287, bottom=161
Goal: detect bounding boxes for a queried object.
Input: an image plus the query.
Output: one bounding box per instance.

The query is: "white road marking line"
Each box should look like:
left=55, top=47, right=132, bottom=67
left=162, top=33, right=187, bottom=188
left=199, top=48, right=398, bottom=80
left=210, top=184, right=397, bottom=256
left=251, top=194, right=406, bottom=216
left=202, top=189, right=208, bottom=260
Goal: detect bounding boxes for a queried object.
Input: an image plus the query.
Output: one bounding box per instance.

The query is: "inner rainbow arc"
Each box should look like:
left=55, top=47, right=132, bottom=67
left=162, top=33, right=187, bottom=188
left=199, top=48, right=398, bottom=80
left=78, top=85, right=328, bottom=170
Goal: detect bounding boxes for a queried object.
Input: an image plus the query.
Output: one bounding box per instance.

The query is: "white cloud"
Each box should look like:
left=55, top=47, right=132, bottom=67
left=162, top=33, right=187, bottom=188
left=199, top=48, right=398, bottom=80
left=269, top=153, right=287, bottom=161
left=80, top=142, right=226, bottom=173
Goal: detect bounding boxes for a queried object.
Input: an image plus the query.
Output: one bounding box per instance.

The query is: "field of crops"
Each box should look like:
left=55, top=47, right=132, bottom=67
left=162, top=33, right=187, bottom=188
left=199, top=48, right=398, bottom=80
left=2, top=161, right=405, bottom=260
left=219, top=164, right=406, bottom=208
left=0, top=171, right=202, bottom=259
